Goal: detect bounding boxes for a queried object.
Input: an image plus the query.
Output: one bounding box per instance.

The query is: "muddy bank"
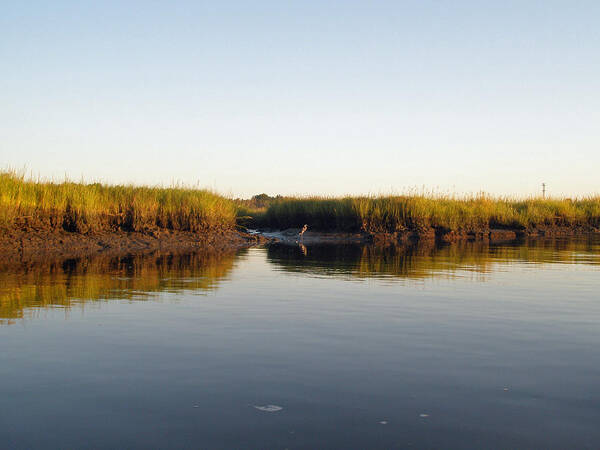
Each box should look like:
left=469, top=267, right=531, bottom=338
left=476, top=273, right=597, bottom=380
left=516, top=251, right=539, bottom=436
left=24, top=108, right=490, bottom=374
left=1, top=224, right=597, bottom=264
left=259, top=226, right=599, bottom=245
left=0, top=228, right=271, bottom=264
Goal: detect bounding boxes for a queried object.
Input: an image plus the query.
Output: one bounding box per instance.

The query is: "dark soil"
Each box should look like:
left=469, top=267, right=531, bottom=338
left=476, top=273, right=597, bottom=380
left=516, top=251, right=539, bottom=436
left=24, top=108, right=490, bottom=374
left=259, top=225, right=599, bottom=245
left=1, top=224, right=597, bottom=265
left=0, top=228, right=271, bottom=264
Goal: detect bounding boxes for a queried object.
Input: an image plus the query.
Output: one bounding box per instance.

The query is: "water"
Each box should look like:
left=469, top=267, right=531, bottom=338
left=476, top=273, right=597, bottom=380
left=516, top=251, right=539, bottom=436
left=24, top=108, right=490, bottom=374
left=1, top=238, right=599, bottom=449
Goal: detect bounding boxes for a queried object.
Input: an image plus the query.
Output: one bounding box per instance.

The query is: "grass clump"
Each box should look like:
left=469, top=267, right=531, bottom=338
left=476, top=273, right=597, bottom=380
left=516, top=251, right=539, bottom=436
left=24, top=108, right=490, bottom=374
left=0, top=171, right=236, bottom=233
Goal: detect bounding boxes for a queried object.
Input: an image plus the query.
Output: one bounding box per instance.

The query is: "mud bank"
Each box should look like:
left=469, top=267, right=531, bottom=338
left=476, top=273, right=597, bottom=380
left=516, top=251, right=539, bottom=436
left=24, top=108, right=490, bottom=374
left=1, top=225, right=597, bottom=264
left=0, top=229, right=271, bottom=264
left=260, top=226, right=599, bottom=245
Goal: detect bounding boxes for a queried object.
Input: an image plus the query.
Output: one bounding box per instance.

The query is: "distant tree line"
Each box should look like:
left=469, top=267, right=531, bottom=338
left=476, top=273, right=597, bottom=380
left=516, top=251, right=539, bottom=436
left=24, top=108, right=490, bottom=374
left=235, top=193, right=286, bottom=210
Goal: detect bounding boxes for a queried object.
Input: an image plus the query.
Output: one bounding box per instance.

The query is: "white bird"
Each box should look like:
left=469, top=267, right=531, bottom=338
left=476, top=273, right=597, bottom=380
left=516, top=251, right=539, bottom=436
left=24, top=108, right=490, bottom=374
left=299, top=224, right=308, bottom=238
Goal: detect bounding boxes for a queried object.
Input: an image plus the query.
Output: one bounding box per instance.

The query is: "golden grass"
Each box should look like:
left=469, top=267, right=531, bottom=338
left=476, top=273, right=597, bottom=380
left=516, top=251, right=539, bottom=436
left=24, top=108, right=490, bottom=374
left=0, top=171, right=237, bottom=232
left=260, top=195, right=600, bottom=232
left=2, top=170, right=599, bottom=234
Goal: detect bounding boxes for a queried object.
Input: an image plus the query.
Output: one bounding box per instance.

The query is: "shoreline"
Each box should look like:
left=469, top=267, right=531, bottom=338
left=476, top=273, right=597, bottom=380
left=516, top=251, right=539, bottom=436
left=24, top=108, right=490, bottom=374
left=0, top=228, right=271, bottom=265
left=1, top=225, right=598, bottom=265
left=259, top=226, right=600, bottom=245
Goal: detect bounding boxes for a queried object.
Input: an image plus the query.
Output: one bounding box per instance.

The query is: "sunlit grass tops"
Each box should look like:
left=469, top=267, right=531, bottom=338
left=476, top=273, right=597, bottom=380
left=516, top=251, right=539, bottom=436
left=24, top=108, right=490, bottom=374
left=0, top=171, right=237, bottom=232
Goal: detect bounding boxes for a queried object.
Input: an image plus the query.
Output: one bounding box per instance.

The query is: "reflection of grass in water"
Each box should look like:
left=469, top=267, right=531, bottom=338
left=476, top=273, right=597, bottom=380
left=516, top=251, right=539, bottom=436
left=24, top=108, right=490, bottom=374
left=3, top=239, right=599, bottom=324
left=267, top=238, right=600, bottom=282
left=0, top=251, right=239, bottom=324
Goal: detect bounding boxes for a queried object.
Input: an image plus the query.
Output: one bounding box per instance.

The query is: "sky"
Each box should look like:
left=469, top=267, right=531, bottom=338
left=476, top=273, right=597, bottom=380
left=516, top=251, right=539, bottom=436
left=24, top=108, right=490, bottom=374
left=1, top=0, right=599, bottom=198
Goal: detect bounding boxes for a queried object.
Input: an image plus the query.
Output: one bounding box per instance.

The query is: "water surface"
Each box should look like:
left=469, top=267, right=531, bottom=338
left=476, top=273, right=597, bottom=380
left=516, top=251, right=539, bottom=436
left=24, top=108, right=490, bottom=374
left=1, top=238, right=599, bottom=449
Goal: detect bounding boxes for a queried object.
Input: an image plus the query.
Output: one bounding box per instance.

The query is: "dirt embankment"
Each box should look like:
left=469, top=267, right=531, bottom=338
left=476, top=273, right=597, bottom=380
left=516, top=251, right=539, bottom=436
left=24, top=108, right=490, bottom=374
left=0, top=228, right=271, bottom=264
left=260, top=225, right=599, bottom=245
left=1, top=224, right=597, bottom=264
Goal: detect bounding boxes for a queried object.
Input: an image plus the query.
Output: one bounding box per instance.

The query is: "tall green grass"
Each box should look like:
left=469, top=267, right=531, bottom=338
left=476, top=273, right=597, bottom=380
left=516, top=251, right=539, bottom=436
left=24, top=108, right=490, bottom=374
left=260, top=195, right=600, bottom=232
left=3, top=170, right=599, bottom=234
left=0, top=171, right=236, bottom=232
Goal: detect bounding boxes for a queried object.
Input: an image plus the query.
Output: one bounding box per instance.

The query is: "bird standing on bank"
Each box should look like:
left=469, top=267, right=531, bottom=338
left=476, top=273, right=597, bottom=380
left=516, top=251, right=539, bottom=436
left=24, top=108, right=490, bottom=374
left=299, top=224, right=308, bottom=239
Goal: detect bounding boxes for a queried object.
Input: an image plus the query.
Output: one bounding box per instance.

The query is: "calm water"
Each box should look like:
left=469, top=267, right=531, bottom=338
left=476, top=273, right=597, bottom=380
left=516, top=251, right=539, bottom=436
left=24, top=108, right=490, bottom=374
left=1, top=238, right=599, bottom=449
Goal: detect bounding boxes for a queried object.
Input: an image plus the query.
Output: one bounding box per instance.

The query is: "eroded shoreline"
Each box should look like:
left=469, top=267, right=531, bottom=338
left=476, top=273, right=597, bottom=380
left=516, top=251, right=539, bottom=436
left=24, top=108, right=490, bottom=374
left=259, top=226, right=599, bottom=245
left=0, top=229, right=271, bottom=264
left=1, top=225, right=598, bottom=265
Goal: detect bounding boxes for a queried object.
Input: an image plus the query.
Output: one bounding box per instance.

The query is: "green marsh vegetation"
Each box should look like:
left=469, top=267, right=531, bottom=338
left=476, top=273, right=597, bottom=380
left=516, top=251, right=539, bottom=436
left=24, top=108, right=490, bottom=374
left=0, top=171, right=237, bottom=233
left=258, top=195, right=600, bottom=233
left=234, top=193, right=284, bottom=226
left=2, top=171, right=599, bottom=235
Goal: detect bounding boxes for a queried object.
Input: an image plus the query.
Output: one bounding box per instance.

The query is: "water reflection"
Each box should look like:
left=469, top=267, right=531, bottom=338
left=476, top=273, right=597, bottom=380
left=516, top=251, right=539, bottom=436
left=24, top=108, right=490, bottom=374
left=1, top=237, right=599, bottom=324
left=2, top=237, right=599, bottom=448
left=267, top=237, right=600, bottom=281
left=0, top=250, right=240, bottom=324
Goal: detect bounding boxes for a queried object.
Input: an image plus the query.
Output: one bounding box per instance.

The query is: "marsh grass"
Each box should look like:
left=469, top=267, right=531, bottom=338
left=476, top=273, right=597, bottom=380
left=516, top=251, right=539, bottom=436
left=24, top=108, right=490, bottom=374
left=260, top=195, right=600, bottom=232
left=0, top=171, right=236, bottom=232
left=3, top=170, right=599, bottom=234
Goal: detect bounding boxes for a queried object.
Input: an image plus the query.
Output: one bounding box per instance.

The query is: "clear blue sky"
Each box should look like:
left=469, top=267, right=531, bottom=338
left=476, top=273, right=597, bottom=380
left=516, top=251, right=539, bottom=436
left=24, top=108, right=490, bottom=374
left=2, top=1, right=599, bottom=198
